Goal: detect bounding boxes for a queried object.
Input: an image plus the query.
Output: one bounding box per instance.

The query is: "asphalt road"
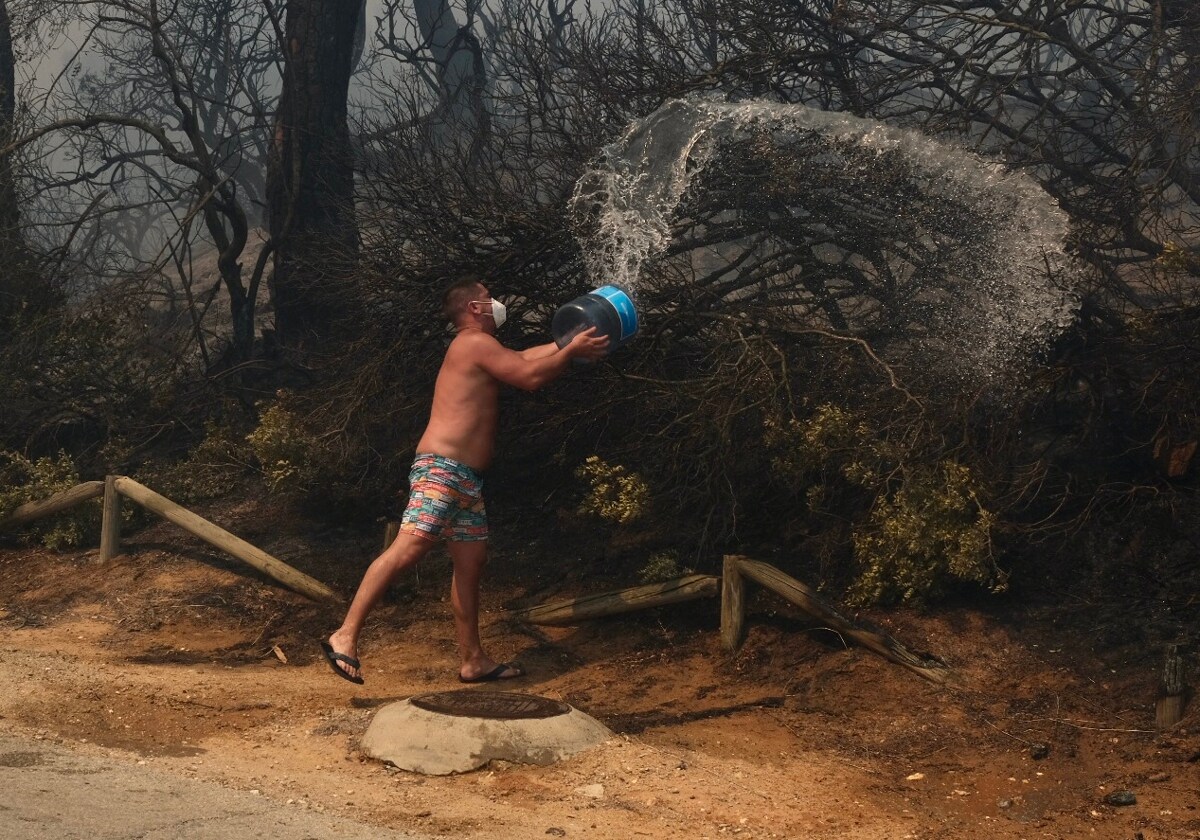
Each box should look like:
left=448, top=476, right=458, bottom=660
left=0, top=732, right=427, bottom=840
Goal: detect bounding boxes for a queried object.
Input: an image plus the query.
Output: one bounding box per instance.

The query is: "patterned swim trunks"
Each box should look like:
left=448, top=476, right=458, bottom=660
left=399, top=454, right=488, bottom=542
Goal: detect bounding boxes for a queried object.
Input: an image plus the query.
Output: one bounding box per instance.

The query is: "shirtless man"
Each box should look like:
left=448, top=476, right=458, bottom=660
left=320, top=275, right=610, bottom=684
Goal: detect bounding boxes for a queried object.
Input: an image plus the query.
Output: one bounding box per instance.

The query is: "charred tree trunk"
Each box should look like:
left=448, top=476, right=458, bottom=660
left=0, top=0, right=41, bottom=333
left=0, top=0, right=19, bottom=239
left=1162, top=0, right=1199, bottom=210
left=266, top=0, right=360, bottom=353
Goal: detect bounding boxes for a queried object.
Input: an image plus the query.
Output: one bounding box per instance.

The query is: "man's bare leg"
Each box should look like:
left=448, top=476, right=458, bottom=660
left=326, top=530, right=434, bottom=681
left=448, top=539, right=521, bottom=681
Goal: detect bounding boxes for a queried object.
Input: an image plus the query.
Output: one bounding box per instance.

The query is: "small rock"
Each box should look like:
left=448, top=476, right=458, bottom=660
left=1147, top=771, right=1170, bottom=783
left=1029, top=743, right=1050, bottom=760
left=997, top=799, right=1012, bottom=809
left=573, top=784, right=605, bottom=799
left=546, top=829, right=567, bottom=837
left=1103, top=790, right=1136, bottom=807
left=905, top=772, right=925, bottom=781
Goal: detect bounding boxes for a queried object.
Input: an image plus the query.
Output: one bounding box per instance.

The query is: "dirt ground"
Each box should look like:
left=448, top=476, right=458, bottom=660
left=1, top=498, right=1197, bottom=840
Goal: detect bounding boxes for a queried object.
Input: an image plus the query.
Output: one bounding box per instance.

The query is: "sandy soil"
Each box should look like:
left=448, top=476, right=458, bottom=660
left=1, top=501, right=1197, bottom=840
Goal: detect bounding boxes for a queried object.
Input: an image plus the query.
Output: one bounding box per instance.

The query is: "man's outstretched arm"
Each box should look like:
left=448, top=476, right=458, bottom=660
left=519, top=342, right=562, bottom=361
left=469, top=329, right=609, bottom=390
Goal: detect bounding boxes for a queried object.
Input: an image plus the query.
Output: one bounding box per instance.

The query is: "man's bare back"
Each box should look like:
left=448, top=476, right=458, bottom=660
left=415, top=330, right=503, bottom=471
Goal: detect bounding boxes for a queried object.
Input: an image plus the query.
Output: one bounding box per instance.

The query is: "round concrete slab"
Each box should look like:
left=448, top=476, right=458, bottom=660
left=359, top=690, right=613, bottom=775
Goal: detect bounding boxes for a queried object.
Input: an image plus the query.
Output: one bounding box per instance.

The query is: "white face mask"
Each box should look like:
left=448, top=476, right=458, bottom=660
left=475, top=298, right=506, bottom=329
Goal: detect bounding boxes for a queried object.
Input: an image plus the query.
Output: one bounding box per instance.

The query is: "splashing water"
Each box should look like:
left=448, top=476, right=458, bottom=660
left=569, top=97, right=1080, bottom=385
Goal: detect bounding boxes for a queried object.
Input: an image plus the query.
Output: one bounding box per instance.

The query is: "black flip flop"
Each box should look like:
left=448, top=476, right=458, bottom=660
left=319, top=640, right=364, bottom=685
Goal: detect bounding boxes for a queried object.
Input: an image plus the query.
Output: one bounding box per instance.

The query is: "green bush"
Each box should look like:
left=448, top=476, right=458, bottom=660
left=0, top=450, right=99, bottom=549
left=246, top=401, right=327, bottom=498
left=134, top=420, right=253, bottom=505
left=762, top=402, right=893, bottom=490
left=637, top=550, right=693, bottom=584
left=575, top=455, right=651, bottom=525
left=237, top=392, right=396, bottom=520
left=763, top=404, right=1004, bottom=605
left=850, top=461, right=1002, bottom=606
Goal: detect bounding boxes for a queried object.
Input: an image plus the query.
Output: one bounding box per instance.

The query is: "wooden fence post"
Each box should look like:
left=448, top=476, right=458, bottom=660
left=382, top=520, right=401, bottom=552
left=721, top=555, right=746, bottom=652
left=99, top=475, right=121, bottom=562
left=1156, top=643, right=1188, bottom=729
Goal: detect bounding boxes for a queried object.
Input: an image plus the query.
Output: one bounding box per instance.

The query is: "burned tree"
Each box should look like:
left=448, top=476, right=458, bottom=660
left=266, top=0, right=361, bottom=351
left=0, top=0, right=16, bottom=239
left=0, top=0, right=54, bottom=338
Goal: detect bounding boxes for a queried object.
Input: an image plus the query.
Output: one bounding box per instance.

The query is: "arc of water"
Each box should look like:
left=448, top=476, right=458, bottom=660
left=568, top=95, right=1080, bottom=385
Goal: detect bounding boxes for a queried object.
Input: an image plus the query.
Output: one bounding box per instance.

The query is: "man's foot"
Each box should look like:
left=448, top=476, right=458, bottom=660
left=459, top=661, right=525, bottom=683
left=319, top=638, right=363, bottom=684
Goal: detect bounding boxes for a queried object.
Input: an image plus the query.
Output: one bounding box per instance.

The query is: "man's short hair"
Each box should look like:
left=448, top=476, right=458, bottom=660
left=441, top=274, right=484, bottom=323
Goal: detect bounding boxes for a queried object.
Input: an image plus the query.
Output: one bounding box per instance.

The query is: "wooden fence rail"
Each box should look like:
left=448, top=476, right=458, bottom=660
left=508, top=574, right=719, bottom=625
left=512, top=554, right=956, bottom=686
left=0, top=481, right=104, bottom=530
left=0, top=475, right=339, bottom=604
left=722, top=555, right=956, bottom=686
left=113, top=477, right=339, bottom=603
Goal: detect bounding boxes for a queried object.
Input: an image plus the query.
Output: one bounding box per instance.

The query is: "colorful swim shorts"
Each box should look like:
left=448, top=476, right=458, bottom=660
left=399, top=454, right=488, bottom=542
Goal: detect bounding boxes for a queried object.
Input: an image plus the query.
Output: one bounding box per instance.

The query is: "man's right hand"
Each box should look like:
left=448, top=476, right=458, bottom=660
left=565, top=327, right=611, bottom=362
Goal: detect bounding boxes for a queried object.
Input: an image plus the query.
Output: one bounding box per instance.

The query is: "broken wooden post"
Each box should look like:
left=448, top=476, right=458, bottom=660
left=1156, top=643, right=1189, bottom=729
left=0, top=480, right=104, bottom=531
left=99, top=475, right=121, bottom=562
left=725, top=555, right=957, bottom=686
left=510, top=574, right=719, bottom=625
left=720, top=555, right=746, bottom=651
left=382, top=520, right=401, bottom=552
left=113, top=476, right=340, bottom=604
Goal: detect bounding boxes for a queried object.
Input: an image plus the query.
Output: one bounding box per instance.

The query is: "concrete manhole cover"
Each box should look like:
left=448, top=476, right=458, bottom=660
left=360, top=692, right=613, bottom=775
left=410, top=689, right=570, bottom=720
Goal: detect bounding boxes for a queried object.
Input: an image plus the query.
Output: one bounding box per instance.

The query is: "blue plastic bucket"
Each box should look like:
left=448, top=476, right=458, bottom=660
left=551, top=285, right=640, bottom=351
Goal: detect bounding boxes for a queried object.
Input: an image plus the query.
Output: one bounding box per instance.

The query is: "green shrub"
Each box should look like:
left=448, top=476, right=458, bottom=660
left=575, top=455, right=651, bottom=524
left=135, top=420, right=253, bottom=505
left=762, top=404, right=1004, bottom=604
left=238, top=393, right=394, bottom=520
left=850, top=461, right=1002, bottom=606
left=637, top=550, right=693, bottom=584
left=0, top=450, right=99, bottom=549
left=762, top=402, right=892, bottom=491
left=246, top=401, right=327, bottom=498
